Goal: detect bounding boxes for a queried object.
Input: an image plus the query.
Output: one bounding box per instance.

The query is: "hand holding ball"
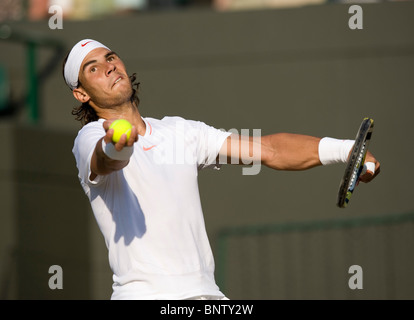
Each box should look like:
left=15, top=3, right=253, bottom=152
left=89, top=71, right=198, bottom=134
left=109, top=119, right=132, bottom=143
left=102, top=119, right=134, bottom=161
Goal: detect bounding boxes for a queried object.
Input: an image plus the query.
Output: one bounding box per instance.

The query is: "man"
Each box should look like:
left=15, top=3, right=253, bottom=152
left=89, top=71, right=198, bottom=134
left=65, top=39, right=380, bottom=300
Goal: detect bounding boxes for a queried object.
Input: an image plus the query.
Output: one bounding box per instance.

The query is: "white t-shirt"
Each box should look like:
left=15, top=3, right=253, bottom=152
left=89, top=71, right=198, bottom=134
left=72, top=116, right=231, bottom=300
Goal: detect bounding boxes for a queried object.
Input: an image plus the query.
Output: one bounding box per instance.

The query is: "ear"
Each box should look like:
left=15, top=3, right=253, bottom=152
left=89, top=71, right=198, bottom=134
left=72, top=87, right=90, bottom=104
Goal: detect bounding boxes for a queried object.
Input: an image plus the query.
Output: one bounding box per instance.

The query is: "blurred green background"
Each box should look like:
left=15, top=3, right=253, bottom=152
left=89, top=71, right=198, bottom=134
left=0, top=0, right=413, bottom=299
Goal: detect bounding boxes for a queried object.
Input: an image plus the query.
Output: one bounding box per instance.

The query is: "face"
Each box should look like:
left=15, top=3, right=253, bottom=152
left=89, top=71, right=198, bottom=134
left=75, top=47, right=132, bottom=108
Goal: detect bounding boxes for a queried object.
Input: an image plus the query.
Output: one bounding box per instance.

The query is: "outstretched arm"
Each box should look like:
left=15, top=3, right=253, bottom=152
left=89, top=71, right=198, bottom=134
left=218, top=133, right=380, bottom=183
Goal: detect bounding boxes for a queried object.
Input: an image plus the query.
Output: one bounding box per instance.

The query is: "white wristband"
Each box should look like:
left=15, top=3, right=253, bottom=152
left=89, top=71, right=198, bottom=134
left=318, top=137, right=355, bottom=165
left=102, top=139, right=133, bottom=161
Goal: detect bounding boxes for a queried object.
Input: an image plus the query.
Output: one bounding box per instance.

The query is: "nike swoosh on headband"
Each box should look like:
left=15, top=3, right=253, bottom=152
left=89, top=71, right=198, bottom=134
left=81, top=41, right=93, bottom=47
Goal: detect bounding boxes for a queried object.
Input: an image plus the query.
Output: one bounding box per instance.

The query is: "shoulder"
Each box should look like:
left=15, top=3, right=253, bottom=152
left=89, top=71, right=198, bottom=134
left=144, top=115, right=209, bottom=126
left=73, top=119, right=105, bottom=153
left=75, top=119, right=105, bottom=139
left=143, top=115, right=225, bottom=135
left=79, top=119, right=105, bottom=133
left=144, top=115, right=193, bottom=131
left=158, top=116, right=209, bottom=129
left=160, top=115, right=188, bottom=125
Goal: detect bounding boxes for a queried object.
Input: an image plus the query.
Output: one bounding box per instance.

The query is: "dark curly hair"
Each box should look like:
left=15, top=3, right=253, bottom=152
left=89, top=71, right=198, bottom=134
left=62, top=52, right=141, bottom=126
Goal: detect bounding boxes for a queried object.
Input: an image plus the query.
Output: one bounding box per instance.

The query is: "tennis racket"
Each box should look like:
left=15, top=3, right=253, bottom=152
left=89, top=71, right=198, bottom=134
left=337, top=117, right=374, bottom=208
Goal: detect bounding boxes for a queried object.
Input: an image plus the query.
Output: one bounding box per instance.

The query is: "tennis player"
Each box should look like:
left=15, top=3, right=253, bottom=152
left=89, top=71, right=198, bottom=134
left=65, top=39, right=380, bottom=300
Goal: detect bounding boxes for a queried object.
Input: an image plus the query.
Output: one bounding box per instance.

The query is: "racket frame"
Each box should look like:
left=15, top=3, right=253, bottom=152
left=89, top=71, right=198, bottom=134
left=336, top=118, right=374, bottom=208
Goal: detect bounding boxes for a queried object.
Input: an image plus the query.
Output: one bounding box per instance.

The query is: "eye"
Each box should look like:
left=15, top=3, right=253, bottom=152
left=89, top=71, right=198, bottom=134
left=90, top=67, right=97, bottom=73
left=107, top=56, right=115, bottom=62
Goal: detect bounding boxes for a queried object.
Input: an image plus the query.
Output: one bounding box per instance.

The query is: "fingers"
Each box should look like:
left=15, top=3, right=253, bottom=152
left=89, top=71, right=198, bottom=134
left=361, top=162, right=375, bottom=175
left=359, top=169, right=375, bottom=184
left=103, top=119, right=115, bottom=131
left=104, top=127, right=114, bottom=144
left=359, top=169, right=380, bottom=183
left=103, top=120, right=139, bottom=151
left=127, top=126, right=139, bottom=146
left=358, top=154, right=381, bottom=184
left=113, top=127, right=138, bottom=151
left=103, top=119, right=116, bottom=144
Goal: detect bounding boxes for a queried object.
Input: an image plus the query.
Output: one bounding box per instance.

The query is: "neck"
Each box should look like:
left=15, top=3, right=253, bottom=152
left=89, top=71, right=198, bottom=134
left=94, top=101, right=146, bottom=136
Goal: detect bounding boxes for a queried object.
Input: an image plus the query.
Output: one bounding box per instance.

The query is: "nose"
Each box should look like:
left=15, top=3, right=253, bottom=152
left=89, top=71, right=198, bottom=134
left=105, top=61, right=116, bottom=76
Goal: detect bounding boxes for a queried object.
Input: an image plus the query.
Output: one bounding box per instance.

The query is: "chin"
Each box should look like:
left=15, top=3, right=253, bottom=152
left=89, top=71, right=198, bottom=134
left=115, top=82, right=133, bottom=94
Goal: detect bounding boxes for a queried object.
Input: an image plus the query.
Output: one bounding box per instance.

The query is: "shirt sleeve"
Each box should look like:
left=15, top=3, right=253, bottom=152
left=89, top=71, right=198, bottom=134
left=183, top=118, right=232, bottom=170
left=72, top=120, right=107, bottom=192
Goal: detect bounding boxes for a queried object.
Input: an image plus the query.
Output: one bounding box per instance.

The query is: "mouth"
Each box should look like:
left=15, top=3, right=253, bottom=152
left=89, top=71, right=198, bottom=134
left=112, top=76, right=123, bottom=88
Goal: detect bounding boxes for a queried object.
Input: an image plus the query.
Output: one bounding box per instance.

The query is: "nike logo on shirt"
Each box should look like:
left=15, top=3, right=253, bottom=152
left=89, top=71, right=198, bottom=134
left=142, top=120, right=157, bottom=151
left=143, top=145, right=157, bottom=151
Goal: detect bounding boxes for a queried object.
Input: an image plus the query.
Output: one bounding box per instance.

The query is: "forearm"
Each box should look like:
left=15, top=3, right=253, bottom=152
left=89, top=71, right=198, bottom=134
left=90, top=137, right=130, bottom=177
left=261, top=133, right=322, bottom=171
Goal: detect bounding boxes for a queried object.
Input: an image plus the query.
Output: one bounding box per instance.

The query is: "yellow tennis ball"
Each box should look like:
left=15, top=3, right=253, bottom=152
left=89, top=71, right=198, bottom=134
left=109, top=119, right=132, bottom=143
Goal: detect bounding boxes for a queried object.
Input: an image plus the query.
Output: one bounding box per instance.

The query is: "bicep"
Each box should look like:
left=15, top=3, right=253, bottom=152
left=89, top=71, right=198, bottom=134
left=218, top=133, right=272, bottom=165
left=218, top=132, right=321, bottom=170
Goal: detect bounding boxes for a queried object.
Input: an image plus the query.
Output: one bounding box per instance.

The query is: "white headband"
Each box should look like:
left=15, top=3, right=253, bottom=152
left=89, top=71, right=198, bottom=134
left=64, top=39, right=110, bottom=90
